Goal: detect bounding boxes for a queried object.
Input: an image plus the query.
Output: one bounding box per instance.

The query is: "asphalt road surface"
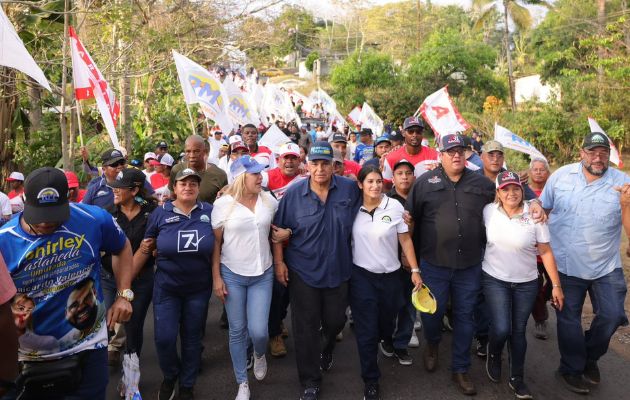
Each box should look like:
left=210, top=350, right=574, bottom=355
left=107, top=300, right=630, bottom=400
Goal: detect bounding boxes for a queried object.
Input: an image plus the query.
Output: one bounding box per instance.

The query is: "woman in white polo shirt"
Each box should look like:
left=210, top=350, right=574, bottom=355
left=482, top=170, right=564, bottom=400
left=349, top=165, right=422, bottom=400
left=211, top=155, right=278, bottom=400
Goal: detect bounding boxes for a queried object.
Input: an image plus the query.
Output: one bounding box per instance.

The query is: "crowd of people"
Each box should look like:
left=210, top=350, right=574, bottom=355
left=0, top=115, right=628, bottom=400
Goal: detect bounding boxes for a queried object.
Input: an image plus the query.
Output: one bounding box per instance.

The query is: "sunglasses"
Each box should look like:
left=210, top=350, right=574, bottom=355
left=108, top=160, right=126, bottom=168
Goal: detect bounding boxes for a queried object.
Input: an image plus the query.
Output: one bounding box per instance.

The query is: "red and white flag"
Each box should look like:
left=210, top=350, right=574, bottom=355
left=347, top=106, right=362, bottom=126
left=417, top=86, right=470, bottom=140
left=588, top=117, right=623, bottom=167
left=69, top=26, right=120, bottom=148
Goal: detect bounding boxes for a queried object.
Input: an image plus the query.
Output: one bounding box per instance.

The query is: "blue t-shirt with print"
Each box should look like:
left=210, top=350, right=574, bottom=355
left=0, top=203, right=127, bottom=361
left=354, top=143, right=375, bottom=164
left=145, top=201, right=214, bottom=293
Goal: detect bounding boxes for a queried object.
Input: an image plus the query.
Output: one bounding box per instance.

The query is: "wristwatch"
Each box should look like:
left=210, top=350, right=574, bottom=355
left=117, top=288, right=135, bottom=302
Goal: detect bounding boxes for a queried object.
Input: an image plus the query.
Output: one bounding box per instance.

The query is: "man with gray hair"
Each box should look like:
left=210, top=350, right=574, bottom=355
left=528, top=157, right=550, bottom=198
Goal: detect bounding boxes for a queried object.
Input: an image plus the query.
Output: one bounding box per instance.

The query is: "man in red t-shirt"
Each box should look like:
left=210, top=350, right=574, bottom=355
left=242, top=123, right=275, bottom=169
left=6, top=172, right=25, bottom=213
left=382, top=116, right=438, bottom=180
left=331, top=133, right=361, bottom=179
left=262, top=142, right=307, bottom=200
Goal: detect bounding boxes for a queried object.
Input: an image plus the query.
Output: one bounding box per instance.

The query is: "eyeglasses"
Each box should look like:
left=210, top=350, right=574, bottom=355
left=406, top=128, right=423, bottom=135
left=108, top=160, right=126, bottom=168
left=583, top=149, right=610, bottom=159
left=443, top=148, right=465, bottom=156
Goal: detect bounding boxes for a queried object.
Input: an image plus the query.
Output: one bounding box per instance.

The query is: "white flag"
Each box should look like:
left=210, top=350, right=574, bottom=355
left=359, top=102, right=384, bottom=136
left=494, top=124, right=546, bottom=160
left=69, top=27, right=120, bottom=148
left=172, top=50, right=234, bottom=134
left=258, top=124, right=292, bottom=154
left=0, top=6, right=51, bottom=91
left=418, top=86, right=470, bottom=140
left=309, top=89, right=337, bottom=113
left=222, top=77, right=260, bottom=126
left=587, top=117, right=623, bottom=167
left=347, top=106, right=362, bottom=126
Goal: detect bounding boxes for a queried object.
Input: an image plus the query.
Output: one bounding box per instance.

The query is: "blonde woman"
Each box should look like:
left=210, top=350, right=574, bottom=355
left=482, top=171, right=564, bottom=399
left=212, top=156, right=279, bottom=400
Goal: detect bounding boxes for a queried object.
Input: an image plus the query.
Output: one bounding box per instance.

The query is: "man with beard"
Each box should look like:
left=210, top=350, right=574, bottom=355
left=541, top=132, right=630, bottom=394
left=66, top=278, right=102, bottom=338
left=382, top=117, right=438, bottom=181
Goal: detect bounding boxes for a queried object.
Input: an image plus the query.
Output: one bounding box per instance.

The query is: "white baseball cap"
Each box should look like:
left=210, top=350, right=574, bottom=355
left=6, top=172, right=25, bottom=182
left=144, top=152, right=157, bottom=161
left=158, top=153, right=175, bottom=167
left=278, top=142, right=300, bottom=158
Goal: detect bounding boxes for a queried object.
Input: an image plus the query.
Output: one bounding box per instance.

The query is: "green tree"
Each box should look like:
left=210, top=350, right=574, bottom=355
left=305, top=51, right=319, bottom=71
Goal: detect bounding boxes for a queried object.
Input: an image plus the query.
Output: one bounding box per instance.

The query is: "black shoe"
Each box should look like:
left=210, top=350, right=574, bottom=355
left=476, top=336, right=488, bottom=358
left=300, top=387, right=320, bottom=400
left=583, top=360, right=600, bottom=385
left=158, top=378, right=176, bottom=400
left=320, top=351, right=333, bottom=371
left=394, top=348, right=413, bottom=366
left=509, top=377, right=533, bottom=399
left=557, top=371, right=590, bottom=394
left=486, top=351, right=501, bottom=383
left=363, top=382, right=381, bottom=400
left=178, top=386, right=194, bottom=400
left=378, top=340, right=395, bottom=357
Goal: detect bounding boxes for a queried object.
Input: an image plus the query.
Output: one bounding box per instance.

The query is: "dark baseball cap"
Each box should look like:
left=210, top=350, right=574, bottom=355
left=360, top=128, right=374, bottom=136
left=109, top=168, right=147, bottom=189
left=331, top=134, right=347, bottom=143
left=582, top=132, right=610, bottom=150
left=101, top=148, right=126, bottom=166
left=496, top=170, right=522, bottom=189
left=403, top=116, right=424, bottom=130
left=308, top=141, right=334, bottom=161
left=174, top=168, right=202, bottom=182
left=23, top=167, right=69, bottom=225
left=393, top=159, right=415, bottom=172
left=156, top=141, right=168, bottom=149
left=389, top=130, right=403, bottom=142
left=439, top=134, right=466, bottom=152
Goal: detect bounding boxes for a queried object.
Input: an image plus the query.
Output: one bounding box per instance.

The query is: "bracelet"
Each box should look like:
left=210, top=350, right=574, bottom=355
left=411, top=268, right=420, bottom=273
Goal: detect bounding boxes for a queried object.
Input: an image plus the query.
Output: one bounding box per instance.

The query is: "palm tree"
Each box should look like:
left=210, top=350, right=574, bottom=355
left=473, top=0, right=552, bottom=111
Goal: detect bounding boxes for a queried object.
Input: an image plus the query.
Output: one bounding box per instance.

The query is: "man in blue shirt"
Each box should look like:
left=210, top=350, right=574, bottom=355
left=353, top=128, right=375, bottom=165
left=83, top=148, right=154, bottom=209
left=541, top=132, right=630, bottom=394
left=273, top=141, right=360, bottom=400
left=0, top=167, right=133, bottom=399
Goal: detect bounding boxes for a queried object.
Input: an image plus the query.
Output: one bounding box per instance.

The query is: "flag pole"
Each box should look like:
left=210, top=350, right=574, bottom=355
left=185, top=103, right=196, bottom=136
left=76, top=99, right=84, bottom=147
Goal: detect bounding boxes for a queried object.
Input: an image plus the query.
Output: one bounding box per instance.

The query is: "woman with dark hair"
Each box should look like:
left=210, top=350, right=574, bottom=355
left=101, top=168, right=157, bottom=367
left=349, top=165, right=422, bottom=400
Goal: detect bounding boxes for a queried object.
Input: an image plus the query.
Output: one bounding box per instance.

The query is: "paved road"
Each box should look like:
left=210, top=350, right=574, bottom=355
left=107, top=300, right=630, bottom=400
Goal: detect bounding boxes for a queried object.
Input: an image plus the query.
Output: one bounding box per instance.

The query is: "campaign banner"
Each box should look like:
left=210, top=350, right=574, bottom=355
left=418, top=86, right=470, bottom=140
left=494, top=123, right=546, bottom=160
left=258, top=124, right=292, bottom=154
left=359, top=102, right=383, bottom=136
left=309, top=88, right=337, bottom=113
left=587, top=117, right=623, bottom=167
left=222, top=77, right=260, bottom=126
left=172, top=50, right=234, bottom=134
left=347, top=106, right=362, bottom=126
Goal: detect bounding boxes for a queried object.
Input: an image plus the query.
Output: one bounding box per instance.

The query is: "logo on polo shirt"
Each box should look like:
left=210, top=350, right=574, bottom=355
left=200, top=215, right=210, bottom=223
left=178, top=230, right=205, bottom=252
left=165, top=216, right=180, bottom=223
left=381, top=215, right=392, bottom=223
left=36, top=187, right=60, bottom=204
left=428, top=176, right=441, bottom=184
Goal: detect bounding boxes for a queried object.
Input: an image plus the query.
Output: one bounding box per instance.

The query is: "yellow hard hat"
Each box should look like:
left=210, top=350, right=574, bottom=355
left=411, top=284, right=437, bottom=314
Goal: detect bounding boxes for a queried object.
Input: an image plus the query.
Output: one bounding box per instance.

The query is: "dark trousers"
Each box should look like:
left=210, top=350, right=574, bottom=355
left=531, top=262, right=551, bottom=323
left=483, top=272, right=538, bottom=378
left=268, top=279, right=290, bottom=337
left=288, top=269, right=348, bottom=389
left=420, top=261, right=481, bottom=373
left=556, top=268, right=628, bottom=375
left=349, top=265, right=402, bottom=383
left=393, top=269, right=416, bottom=350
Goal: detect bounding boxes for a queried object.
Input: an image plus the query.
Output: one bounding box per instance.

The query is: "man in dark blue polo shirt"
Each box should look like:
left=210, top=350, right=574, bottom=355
left=83, top=148, right=155, bottom=209
left=273, top=141, right=361, bottom=400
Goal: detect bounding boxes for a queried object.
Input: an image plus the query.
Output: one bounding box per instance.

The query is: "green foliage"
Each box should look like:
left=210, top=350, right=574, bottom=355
left=305, top=51, right=319, bottom=71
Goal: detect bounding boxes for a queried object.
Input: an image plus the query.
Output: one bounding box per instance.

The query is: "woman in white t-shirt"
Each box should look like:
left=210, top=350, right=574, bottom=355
left=349, top=165, right=421, bottom=400
left=482, top=171, right=564, bottom=399
left=211, top=155, right=278, bottom=400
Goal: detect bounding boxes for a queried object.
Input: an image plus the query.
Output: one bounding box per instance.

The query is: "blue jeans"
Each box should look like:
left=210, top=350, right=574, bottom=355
left=556, top=268, right=628, bottom=375
left=153, top=284, right=211, bottom=388
left=482, top=272, right=538, bottom=378
left=102, top=268, right=154, bottom=355
left=393, top=269, right=416, bottom=350
left=349, top=265, right=402, bottom=383
left=10, top=348, right=108, bottom=400
left=222, top=265, right=273, bottom=384
left=420, top=261, right=481, bottom=373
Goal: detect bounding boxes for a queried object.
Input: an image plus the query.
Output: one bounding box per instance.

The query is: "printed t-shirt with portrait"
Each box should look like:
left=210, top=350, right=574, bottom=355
left=0, top=203, right=127, bottom=361
left=144, top=201, right=214, bottom=293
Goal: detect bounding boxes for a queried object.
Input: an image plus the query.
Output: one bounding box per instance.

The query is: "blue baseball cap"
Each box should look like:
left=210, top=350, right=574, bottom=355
left=375, top=136, right=391, bottom=145
left=230, top=155, right=265, bottom=178
left=308, top=141, right=334, bottom=161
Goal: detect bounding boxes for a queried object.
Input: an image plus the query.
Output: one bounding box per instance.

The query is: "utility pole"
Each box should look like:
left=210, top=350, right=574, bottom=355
left=504, top=0, right=516, bottom=112
left=59, top=0, right=72, bottom=169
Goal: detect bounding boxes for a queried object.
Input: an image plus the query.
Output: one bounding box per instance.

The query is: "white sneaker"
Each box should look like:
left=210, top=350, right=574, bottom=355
left=235, top=382, right=250, bottom=400
left=408, top=330, right=420, bottom=348
left=253, top=354, right=267, bottom=381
